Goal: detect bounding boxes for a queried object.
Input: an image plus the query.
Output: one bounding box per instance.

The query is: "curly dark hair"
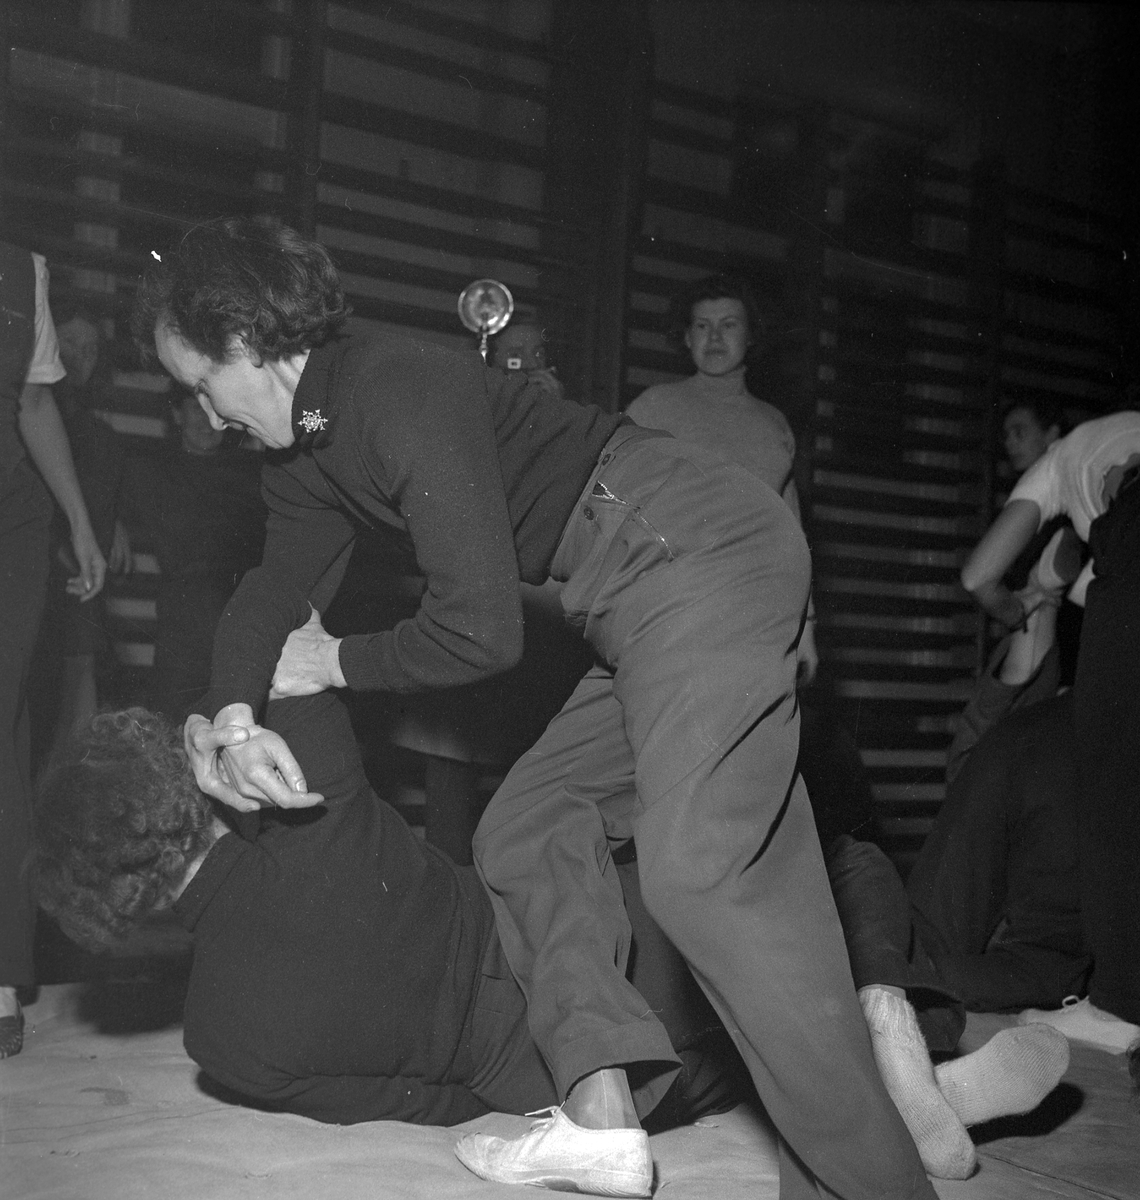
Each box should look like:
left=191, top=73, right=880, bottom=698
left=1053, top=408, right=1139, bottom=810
left=34, top=709, right=216, bottom=952
left=668, top=273, right=764, bottom=348
left=130, top=216, right=350, bottom=365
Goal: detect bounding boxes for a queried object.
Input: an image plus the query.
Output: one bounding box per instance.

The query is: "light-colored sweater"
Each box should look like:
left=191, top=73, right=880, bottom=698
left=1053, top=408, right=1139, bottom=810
left=626, top=367, right=800, bottom=519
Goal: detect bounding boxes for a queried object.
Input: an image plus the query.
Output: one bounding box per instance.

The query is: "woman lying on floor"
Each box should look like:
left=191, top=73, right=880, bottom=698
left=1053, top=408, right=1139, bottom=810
left=34, top=681, right=1067, bottom=1181
left=35, top=688, right=739, bottom=1130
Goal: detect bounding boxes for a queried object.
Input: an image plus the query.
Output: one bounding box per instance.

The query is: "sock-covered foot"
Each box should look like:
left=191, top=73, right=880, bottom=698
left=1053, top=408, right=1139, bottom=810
left=859, top=986, right=977, bottom=1180
left=935, top=1024, right=1069, bottom=1126
left=454, top=1107, right=652, bottom=1197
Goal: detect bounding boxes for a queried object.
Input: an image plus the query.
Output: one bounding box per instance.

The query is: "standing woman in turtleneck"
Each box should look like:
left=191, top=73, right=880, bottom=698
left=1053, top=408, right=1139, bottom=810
left=626, top=274, right=817, bottom=682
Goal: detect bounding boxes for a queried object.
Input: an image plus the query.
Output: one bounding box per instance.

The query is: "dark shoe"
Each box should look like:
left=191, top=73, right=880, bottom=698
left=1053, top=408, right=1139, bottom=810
left=0, top=1005, right=24, bottom=1059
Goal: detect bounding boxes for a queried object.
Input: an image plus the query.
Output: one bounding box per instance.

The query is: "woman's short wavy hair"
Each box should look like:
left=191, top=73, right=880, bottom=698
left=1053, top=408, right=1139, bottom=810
left=34, top=708, right=215, bottom=952
left=668, top=273, right=764, bottom=349
left=131, top=216, right=350, bottom=365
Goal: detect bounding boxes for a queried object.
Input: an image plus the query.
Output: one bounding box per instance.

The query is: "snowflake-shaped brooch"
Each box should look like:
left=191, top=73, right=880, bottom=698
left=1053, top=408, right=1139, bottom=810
left=299, top=409, right=328, bottom=434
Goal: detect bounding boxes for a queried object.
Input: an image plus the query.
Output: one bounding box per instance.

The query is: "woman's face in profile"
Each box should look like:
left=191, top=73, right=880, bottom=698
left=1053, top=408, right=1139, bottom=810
left=1003, top=407, right=1058, bottom=474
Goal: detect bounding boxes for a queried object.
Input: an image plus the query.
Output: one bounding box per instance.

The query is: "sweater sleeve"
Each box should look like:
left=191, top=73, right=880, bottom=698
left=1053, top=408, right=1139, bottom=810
left=334, top=350, right=524, bottom=693
left=202, top=456, right=357, bottom=716
left=200, top=573, right=314, bottom=717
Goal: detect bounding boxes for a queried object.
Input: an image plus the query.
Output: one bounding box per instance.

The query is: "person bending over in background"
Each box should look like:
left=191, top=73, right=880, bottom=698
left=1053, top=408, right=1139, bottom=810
left=908, top=555, right=1091, bottom=1020
left=994, top=395, right=1084, bottom=684
left=962, top=410, right=1140, bottom=1056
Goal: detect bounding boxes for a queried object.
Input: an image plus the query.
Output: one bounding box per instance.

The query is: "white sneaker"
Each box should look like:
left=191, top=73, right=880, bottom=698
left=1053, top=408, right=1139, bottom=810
left=455, top=1107, right=652, bottom=1197
left=1018, top=995, right=1140, bottom=1055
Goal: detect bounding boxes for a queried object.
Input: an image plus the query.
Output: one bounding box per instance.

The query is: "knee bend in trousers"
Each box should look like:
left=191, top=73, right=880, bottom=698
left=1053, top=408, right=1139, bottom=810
left=635, top=848, right=735, bottom=940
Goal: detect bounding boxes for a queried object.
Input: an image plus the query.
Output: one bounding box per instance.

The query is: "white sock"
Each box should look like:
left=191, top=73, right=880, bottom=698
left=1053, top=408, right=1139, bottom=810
left=936, top=1025, right=1070, bottom=1126
left=859, top=986, right=977, bottom=1180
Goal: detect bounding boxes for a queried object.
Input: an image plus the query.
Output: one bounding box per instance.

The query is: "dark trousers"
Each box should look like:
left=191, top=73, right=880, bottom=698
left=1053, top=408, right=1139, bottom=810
left=0, top=467, right=51, bottom=986
left=468, top=859, right=743, bottom=1129
left=826, top=836, right=966, bottom=1053
left=906, top=692, right=1090, bottom=1013
left=1073, top=475, right=1140, bottom=1023
left=475, top=430, right=932, bottom=1200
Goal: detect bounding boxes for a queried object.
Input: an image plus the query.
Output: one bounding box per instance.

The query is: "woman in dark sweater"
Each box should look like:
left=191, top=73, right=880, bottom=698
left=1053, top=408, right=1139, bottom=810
left=34, top=687, right=740, bottom=1130
left=130, top=218, right=927, bottom=1200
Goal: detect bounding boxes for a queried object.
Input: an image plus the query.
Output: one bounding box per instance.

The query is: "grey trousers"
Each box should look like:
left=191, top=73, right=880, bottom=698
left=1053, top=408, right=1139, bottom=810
left=475, top=429, right=933, bottom=1200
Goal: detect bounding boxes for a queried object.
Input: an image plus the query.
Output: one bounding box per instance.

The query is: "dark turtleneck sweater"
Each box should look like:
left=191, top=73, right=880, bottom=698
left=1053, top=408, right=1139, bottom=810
left=209, top=328, right=625, bottom=714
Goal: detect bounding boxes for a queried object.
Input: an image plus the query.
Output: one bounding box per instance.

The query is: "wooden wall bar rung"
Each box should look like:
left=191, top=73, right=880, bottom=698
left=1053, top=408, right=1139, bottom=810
left=3, top=134, right=262, bottom=205
left=343, top=292, right=582, bottom=339
left=320, top=94, right=544, bottom=170
left=322, top=28, right=546, bottom=105
left=0, top=225, right=154, bottom=280
left=332, top=0, right=552, bottom=62
left=5, top=87, right=287, bottom=165
left=1003, top=181, right=1123, bottom=225
left=317, top=160, right=570, bottom=230
left=645, top=117, right=732, bottom=157
left=630, top=239, right=786, bottom=278
left=325, top=244, right=542, bottom=307
left=652, top=78, right=735, bottom=119
left=136, top=0, right=298, bottom=36
left=0, top=178, right=229, bottom=239
left=641, top=181, right=773, bottom=227
left=9, top=19, right=287, bottom=111
left=317, top=204, right=549, bottom=272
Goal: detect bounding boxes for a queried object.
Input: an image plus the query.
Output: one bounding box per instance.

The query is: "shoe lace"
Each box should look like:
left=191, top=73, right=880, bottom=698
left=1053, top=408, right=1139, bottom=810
left=523, top=1105, right=562, bottom=1128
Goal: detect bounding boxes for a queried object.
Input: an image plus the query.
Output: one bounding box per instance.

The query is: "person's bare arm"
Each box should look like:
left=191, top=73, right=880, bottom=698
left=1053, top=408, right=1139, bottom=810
left=960, top=499, right=1041, bottom=628
left=17, top=382, right=106, bottom=600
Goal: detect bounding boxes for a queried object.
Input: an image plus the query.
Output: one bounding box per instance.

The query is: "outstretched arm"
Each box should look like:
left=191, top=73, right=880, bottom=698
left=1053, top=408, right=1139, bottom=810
left=181, top=458, right=356, bottom=811
left=186, top=582, right=328, bottom=810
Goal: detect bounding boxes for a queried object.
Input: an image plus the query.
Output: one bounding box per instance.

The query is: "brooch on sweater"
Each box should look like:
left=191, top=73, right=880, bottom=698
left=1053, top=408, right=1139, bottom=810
left=299, top=409, right=328, bottom=433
